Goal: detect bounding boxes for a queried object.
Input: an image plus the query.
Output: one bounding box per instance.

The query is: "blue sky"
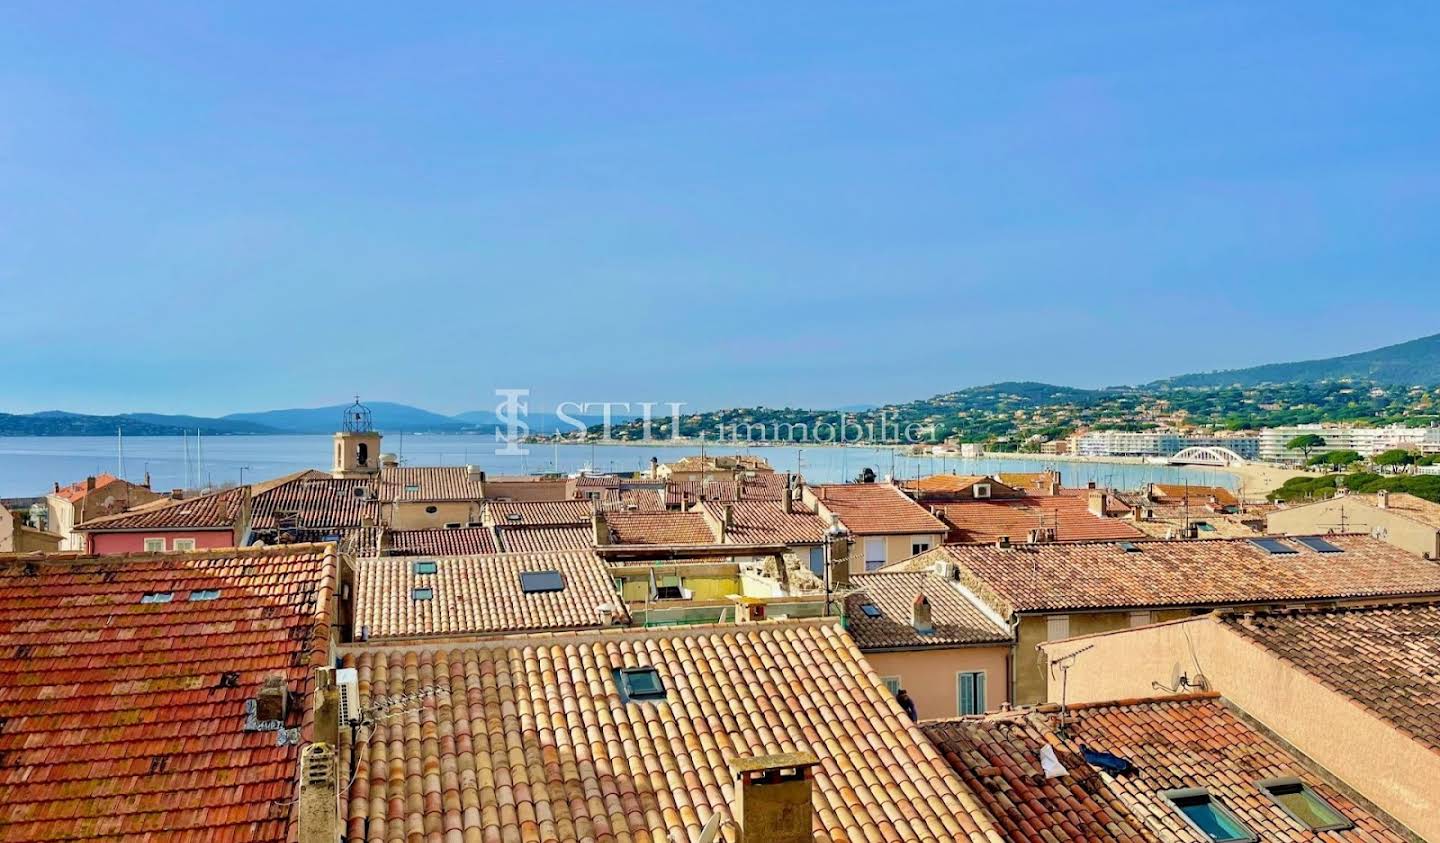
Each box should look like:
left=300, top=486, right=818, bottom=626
left=3, top=3, right=1439, bottom=416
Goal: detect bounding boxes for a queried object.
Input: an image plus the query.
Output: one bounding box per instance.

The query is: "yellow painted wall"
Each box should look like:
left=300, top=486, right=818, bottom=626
left=862, top=646, right=1010, bottom=720
left=1041, top=618, right=1440, bottom=841
left=1268, top=499, right=1440, bottom=559
left=389, top=501, right=481, bottom=530
left=615, top=570, right=740, bottom=603
left=1013, top=609, right=1191, bottom=705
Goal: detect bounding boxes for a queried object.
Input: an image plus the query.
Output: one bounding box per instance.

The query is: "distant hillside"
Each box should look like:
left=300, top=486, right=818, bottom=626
left=223, top=402, right=467, bottom=434
left=0, top=411, right=273, bottom=437
left=1156, top=333, right=1440, bottom=388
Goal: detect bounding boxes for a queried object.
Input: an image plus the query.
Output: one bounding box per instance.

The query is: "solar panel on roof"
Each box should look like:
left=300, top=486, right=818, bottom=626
left=1250, top=538, right=1298, bottom=555
left=413, top=560, right=438, bottom=575
left=1295, top=536, right=1343, bottom=554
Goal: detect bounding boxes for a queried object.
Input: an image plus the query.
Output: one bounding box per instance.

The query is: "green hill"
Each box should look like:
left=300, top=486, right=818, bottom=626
left=1156, top=333, right=1440, bottom=388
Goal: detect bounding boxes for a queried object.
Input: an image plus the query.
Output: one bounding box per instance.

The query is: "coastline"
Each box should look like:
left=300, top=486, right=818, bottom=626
left=977, top=450, right=1307, bottom=501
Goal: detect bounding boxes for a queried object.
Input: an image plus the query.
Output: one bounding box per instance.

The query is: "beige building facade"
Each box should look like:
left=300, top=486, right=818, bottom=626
left=863, top=645, right=1010, bottom=721
left=1040, top=611, right=1440, bottom=841
left=1267, top=490, right=1440, bottom=559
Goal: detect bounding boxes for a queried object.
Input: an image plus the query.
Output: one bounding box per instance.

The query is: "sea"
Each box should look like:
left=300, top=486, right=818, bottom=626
left=0, top=434, right=1239, bottom=498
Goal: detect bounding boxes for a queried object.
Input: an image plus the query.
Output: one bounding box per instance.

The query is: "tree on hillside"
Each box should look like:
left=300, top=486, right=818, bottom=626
left=1286, top=433, right=1326, bottom=461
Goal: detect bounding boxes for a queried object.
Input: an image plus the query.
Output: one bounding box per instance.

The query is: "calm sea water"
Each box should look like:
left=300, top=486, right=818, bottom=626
left=0, top=435, right=1239, bottom=498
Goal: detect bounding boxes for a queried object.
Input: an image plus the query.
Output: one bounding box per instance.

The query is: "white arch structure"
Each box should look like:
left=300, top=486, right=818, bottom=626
left=1168, top=446, right=1247, bottom=466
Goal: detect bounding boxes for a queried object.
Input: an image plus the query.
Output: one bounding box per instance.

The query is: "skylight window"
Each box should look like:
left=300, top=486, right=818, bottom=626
left=1258, top=778, right=1352, bottom=831
left=1161, top=789, right=1256, bottom=842
left=1118, top=541, right=1141, bottom=553
left=140, top=592, right=174, bottom=604
left=1250, top=538, right=1297, bottom=555
left=413, top=560, right=438, bottom=575
left=405, top=484, right=421, bottom=494
left=519, top=570, right=565, bottom=593
left=189, top=589, right=221, bottom=601
left=505, top=512, right=523, bottom=522
left=615, top=667, right=666, bottom=702
left=412, top=587, right=433, bottom=601
left=1294, top=536, right=1343, bottom=554
left=859, top=603, right=882, bottom=618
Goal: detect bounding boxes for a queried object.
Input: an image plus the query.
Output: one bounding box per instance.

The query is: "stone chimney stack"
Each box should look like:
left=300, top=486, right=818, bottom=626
left=911, top=594, right=934, bottom=635
left=729, top=752, right=819, bottom=843
left=312, top=667, right=341, bottom=746
left=297, top=743, right=338, bottom=843
left=255, top=675, right=289, bottom=723
left=1377, top=489, right=1389, bottom=509
left=781, top=475, right=794, bottom=514
left=1087, top=489, right=1108, bottom=517
left=592, top=511, right=610, bottom=546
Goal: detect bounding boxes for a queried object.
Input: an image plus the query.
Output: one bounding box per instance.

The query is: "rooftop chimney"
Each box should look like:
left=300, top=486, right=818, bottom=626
left=1087, top=490, right=1108, bottom=517
left=54, top=482, right=60, bottom=494
left=296, top=743, right=338, bottom=843
left=729, top=752, right=819, bottom=843
left=312, top=666, right=340, bottom=745
left=828, top=535, right=851, bottom=588
left=466, top=465, right=484, bottom=481
left=996, top=536, right=1011, bottom=549
left=592, top=511, right=610, bottom=546
left=650, top=456, right=659, bottom=479
left=170, top=488, right=184, bottom=500
left=911, top=593, right=934, bottom=634
left=1086, top=480, right=1097, bottom=490
left=254, top=675, right=289, bottom=723
left=781, top=475, right=794, bottom=514
left=85, top=476, right=97, bottom=492
left=1377, top=489, right=1390, bottom=509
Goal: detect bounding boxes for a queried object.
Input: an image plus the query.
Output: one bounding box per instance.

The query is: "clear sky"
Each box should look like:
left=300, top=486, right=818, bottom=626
left=3, top=3, right=1439, bottom=416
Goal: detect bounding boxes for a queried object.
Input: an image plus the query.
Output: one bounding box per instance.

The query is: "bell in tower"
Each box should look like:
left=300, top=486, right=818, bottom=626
left=332, top=397, right=383, bottom=478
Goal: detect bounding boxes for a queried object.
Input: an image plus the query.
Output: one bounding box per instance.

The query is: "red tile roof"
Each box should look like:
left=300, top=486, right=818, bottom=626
left=338, top=619, right=1005, bottom=843
left=74, top=485, right=248, bottom=532
left=251, top=474, right=377, bottom=534
left=353, top=550, right=624, bottom=639
left=0, top=544, right=337, bottom=842
left=1150, top=483, right=1238, bottom=507
left=605, top=511, right=719, bottom=545
left=666, top=474, right=787, bottom=507
left=1061, top=695, right=1405, bottom=841
left=901, top=474, right=992, bottom=494
left=387, top=526, right=498, bottom=556
left=485, top=499, right=592, bottom=526
left=1222, top=602, right=1440, bottom=753
left=891, top=534, right=1440, bottom=614
left=378, top=466, right=486, bottom=502
left=847, top=572, right=1010, bottom=649
left=811, top=483, right=948, bottom=535
left=930, top=495, right=1144, bottom=544
left=495, top=525, right=593, bottom=553
left=921, top=714, right=1155, bottom=843
left=49, top=473, right=122, bottom=504
left=701, top=500, right=827, bottom=545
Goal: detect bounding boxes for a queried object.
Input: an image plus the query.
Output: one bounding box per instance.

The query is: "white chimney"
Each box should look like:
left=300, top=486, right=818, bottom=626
left=911, top=594, right=934, bottom=634
left=1377, top=489, right=1389, bottom=509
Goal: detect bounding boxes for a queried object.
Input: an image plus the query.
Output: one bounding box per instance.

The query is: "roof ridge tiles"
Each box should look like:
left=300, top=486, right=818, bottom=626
left=341, top=614, right=843, bottom=652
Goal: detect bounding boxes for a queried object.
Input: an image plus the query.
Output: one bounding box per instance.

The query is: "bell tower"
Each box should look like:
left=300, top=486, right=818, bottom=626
left=332, top=397, right=382, bottom=478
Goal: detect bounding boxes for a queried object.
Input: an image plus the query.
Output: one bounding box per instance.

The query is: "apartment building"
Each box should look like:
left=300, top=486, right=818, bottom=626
left=1257, top=423, right=1440, bottom=462
left=1075, top=430, right=1260, bottom=459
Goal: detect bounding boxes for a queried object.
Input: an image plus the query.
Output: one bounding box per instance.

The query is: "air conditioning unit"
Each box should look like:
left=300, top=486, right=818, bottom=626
left=337, top=667, right=361, bottom=726
left=933, top=560, right=955, bottom=579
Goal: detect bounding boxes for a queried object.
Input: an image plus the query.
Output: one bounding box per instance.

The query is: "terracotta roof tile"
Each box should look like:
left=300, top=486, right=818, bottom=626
left=1150, top=484, right=1239, bottom=507
left=891, top=534, right=1440, bottom=614
left=387, top=526, right=498, bottom=556
left=930, top=495, right=1144, bottom=544
left=485, top=499, right=592, bottom=526
left=75, top=486, right=248, bottom=532
left=353, top=550, right=625, bottom=638
left=901, top=474, right=992, bottom=494
left=701, top=500, right=827, bottom=545
left=49, top=473, right=122, bottom=504
left=1223, top=602, right=1440, bottom=753
left=339, top=619, right=1004, bottom=843
left=605, top=511, right=719, bottom=545
left=847, top=572, right=1010, bottom=649
left=1061, top=696, right=1406, bottom=841
left=495, top=525, right=593, bottom=553
left=921, top=715, right=1156, bottom=842
left=250, top=474, right=376, bottom=535
left=0, top=544, right=337, bottom=842
left=377, top=466, right=486, bottom=502
left=811, top=484, right=948, bottom=536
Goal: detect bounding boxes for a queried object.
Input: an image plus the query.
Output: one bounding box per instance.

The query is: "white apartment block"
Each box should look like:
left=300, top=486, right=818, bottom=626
left=1075, top=430, right=1260, bottom=460
left=1256, top=424, right=1440, bottom=462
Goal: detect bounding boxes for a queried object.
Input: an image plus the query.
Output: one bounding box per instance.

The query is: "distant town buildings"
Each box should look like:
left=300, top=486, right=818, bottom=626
left=1257, top=423, right=1440, bottom=462
left=1074, top=429, right=1260, bottom=460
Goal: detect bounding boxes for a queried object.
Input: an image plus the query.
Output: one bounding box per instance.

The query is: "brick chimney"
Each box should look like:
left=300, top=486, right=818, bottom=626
left=297, top=743, right=338, bottom=843
left=1087, top=490, right=1108, bottom=517
left=85, top=476, right=97, bottom=492
left=911, top=593, right=934, bottom=635
left=729, top=751, right=819, bottom=843
left=592, top=511, right=610, bottom=546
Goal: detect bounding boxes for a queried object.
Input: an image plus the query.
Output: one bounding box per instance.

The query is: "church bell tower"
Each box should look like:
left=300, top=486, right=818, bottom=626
left=332, top=397, right=383, bottom=478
